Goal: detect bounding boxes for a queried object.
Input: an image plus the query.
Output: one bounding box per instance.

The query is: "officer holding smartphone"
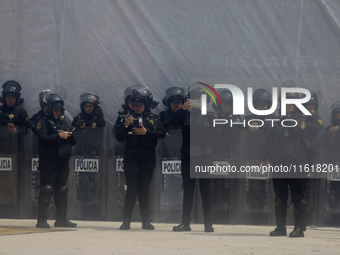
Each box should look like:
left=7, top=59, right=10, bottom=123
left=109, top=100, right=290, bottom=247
left=35, top=92, right=77, bottom=228
left=115, top=86, right=165, bottom=230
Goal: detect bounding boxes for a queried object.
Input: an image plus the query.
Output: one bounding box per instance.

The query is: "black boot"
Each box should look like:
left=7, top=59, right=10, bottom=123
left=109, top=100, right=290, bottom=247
left=204, top=216, right=214, bottom=233
left=36, top=185, right=54, bottom=229
left=289, top=199, right=307, bottom=238
left=141, top=216, right=154, bottom=230
left=173, top=215, right=191, bottom=231
left=270, top=227, right=287, bottom=236
left=120, top=211, right=132, bottom=230
left=270, top=200, right=287, bottom=236
left=289, top=227, right=305, bottom=237
left=54, top=186, right=77, bottom=228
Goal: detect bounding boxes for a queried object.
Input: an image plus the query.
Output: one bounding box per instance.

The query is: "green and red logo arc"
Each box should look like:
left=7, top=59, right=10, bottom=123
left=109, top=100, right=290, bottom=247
left=197, top=82, right=222, bottom=107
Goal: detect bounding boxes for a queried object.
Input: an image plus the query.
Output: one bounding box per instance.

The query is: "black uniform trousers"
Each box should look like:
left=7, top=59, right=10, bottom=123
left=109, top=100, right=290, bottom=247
left=123, top=148, right=156, bottom=218
left=271, top=159, right=308, bottom=230
left=181, top=150, right=212, bottom=218
left=39, top=154, right=70, bottom=190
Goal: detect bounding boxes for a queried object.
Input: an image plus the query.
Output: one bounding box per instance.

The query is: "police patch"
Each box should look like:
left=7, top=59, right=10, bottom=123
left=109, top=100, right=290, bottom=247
left=9, top=114, right=14, bottom=119
left=36, top=122, right=41, bottom=130
left=318, top=119, right=323, bottom=125
left=92, top=122, right=96, bottom=128
left=301, top=122, right=305, bottom=130
left=149, top=120, right=154, bottom=126
left=26, top=117, right=29, bottom=121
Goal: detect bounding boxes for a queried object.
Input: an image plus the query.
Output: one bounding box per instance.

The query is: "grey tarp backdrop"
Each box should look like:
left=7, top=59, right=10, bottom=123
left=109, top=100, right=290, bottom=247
left=1, top=0, right=340, bottom=124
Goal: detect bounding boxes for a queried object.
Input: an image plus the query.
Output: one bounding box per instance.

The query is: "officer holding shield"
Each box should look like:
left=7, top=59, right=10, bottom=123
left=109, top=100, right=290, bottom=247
left=0, top=80, right=29, bottom=133
left=72, top=92, right=105, bottom=129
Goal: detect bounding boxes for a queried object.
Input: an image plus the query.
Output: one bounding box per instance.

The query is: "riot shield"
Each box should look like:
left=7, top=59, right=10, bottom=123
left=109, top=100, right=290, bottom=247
left=158, top=129, right=185, bottom=223
left=21, top=127, right=55, bottom=219
left=68, top=127, right=107, bottom=220
left=239, top=128, right=274, bottom=225
left=0, top=125, right=21, bottom=218
left=317, top=130, right=340, bottom=226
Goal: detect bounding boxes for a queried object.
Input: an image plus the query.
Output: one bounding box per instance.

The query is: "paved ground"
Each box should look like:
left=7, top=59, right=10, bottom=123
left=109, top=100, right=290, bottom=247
left=0, top=219, right=339, bottom=255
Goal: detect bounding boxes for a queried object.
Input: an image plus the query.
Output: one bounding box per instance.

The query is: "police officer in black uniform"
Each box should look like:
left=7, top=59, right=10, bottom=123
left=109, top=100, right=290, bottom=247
left=28, top=89, right=51, bottom=133
left=324, top=102, right=340, bottom=211
left=260, top=89, right=308, bottom=238
left=170, top=84, right=215, bottom=232
left=35, top=92, right=77, bottom=228
left=71, top=92, right=105, bottom=129
left=212, top=89, right=241, bottom=160
left=242, top=89, right=276, bottom=215
left=115, top=86, right=165, bottom=230
left=303, top=93, right=323, bottom=146
left=159, top=86, right=186, bottom=130
left=0, top=80, right=29, bottom=133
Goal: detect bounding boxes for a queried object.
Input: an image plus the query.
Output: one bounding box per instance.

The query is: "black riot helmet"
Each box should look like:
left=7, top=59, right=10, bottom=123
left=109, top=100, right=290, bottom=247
left=331, top=101, right=340, bottom=126
left=38, top=90, right=51, bottom=109
left=212, top=89, right=232, bottom=112
left=130, top=86, right=154, bottom=110
left=279, top=80, right=302, bottom=101
left=253, top=89, right=272, bottom=108
left=1, top=80, right=23, bottom=106
left=123, top=85, right=146, bottom=111
left=79, top=92, right=99, bottom=112
left=42, top=92, right=65, bottom=117
left=162, top=86, right=187, bottom=107
left=303, top=92, right=319, bottom=111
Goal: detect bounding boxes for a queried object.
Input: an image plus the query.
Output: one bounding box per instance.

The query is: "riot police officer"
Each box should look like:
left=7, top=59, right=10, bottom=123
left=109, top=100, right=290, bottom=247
left=260, top=88, right=308, bottom=238
left=159, top=86, right=186, bottom=130
left=35, top=92, right=77, bottom=228
left=324, top=102, right=340, bottom=212
left=28, top=89, right=51, bottom=133
left=169, top=84, right=215, bottom=232
left=212, top=89, right=241, bottom=160
left=242, top=89, right=276, bottom=217
left=115, top=86, right=165, bottom=230
left=303, top=93, right=323, bottom=145
left=0, top=80, right=29, bottom=133
left=71, top=92, right=105, bottom=129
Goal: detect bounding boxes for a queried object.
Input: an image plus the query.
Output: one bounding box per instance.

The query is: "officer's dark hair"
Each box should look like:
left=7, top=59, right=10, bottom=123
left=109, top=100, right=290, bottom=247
left=79, top=92, right=99, bottom=112
left=162, top=86, right=187, bottom=108
left=131, top=86, right=154, bottom=110
left=42, top=92, right=65, bottom=117
left=212, top=89, right=232, bottom=112
left=1, top=80, right=23, bottom=105
left=253, top=88, right=272, bottom=108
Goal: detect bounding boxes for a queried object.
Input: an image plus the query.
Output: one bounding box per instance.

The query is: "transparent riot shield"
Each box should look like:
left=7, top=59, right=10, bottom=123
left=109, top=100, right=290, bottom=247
left=68, top=127, right=107, bottom=220
left=0, top=125, right=21, bottom=218
left=207, top=127, right=240, bottom=224
left=239, top=129, right=275, bottom=225
left=317, top=130, right=340, bottom=226
left=21, top=127, right=56, bottom=219
left=157, top=129, right=184, bottom=223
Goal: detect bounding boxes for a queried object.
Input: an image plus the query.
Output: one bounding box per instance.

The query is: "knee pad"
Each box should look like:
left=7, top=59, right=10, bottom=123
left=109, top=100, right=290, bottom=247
left=274, top=197, right=287, bottom=206
left=300, top=199, right=308, bottom=211
left=41, top=185, right=54, bottom=196
left=59, top=186, right=68, bottom=195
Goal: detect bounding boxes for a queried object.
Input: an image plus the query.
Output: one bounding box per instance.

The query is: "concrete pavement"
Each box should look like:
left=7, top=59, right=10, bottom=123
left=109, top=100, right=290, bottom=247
left=0, top=219, right=339, bottom=255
